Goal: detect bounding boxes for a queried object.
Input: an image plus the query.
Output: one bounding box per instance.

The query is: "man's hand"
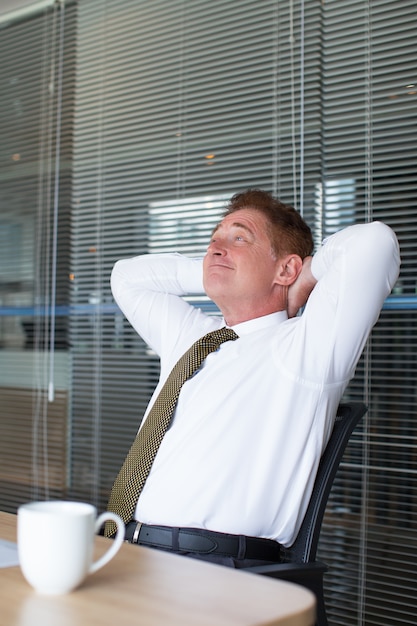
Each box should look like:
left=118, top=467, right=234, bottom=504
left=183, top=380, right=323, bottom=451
left=287, top=256, right=316, bottom=318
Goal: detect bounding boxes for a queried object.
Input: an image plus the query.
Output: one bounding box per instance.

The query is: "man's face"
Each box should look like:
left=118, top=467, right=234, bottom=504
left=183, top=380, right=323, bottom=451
left=203, top=208, right=282, bottom=314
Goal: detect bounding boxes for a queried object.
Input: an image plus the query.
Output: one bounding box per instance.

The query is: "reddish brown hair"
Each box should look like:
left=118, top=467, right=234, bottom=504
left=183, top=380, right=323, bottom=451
left=223, top=189, right=313, bottom=259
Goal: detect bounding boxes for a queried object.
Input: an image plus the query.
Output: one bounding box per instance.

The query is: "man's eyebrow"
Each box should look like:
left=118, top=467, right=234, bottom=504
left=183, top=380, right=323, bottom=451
left=210, top=221, right=255, bottom=237
left=231, top=221, right=254, bottom=235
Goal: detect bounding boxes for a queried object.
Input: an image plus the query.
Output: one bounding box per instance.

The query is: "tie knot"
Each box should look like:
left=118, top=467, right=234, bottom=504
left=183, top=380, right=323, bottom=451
left=200, top=327, right=239, bottom=350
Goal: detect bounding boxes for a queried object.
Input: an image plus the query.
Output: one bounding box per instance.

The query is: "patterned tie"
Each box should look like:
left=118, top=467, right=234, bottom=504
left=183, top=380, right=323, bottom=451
left=105, top=327, right=238, bottom=536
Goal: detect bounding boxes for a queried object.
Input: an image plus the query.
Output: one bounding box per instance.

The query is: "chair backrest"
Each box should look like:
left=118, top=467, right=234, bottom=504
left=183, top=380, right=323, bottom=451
left=287, top=402, right=367, bottom=563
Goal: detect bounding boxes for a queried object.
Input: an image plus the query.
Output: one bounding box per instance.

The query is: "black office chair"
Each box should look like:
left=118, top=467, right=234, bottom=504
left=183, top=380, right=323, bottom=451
left=247, top=402, right=367, bottom=626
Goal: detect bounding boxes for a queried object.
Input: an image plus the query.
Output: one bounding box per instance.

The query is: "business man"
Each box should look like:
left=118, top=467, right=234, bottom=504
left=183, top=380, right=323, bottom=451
left=106, top=189, right=400, bottom=568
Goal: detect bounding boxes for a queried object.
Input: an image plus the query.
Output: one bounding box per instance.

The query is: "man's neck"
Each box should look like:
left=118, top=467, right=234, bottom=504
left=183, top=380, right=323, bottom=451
left=223, top=305, right=287, bottom=327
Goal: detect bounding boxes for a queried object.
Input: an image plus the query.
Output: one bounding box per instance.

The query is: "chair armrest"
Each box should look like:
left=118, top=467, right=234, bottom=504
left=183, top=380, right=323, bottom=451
left=246, top=560, right=328, bottom=580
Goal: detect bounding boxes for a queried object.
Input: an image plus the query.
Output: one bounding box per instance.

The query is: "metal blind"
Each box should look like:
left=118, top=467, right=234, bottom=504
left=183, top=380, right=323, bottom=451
left=0, top=2, right=416, bottom=625
left=0, top=1, right=76, bottom=509
left=317, top=1, right=417, bottom=624
left=69, top=0, right=323, bottom=506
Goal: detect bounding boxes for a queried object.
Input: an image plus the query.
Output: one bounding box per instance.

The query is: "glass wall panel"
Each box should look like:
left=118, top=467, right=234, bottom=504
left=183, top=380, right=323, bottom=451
left=0, top=1, right=415, bottom=624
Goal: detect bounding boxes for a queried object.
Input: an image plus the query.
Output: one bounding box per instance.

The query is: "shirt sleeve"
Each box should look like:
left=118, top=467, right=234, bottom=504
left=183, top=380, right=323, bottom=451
left=292, top=221, right=400, bottom=384
left=110, top=253, right=205, bottom=356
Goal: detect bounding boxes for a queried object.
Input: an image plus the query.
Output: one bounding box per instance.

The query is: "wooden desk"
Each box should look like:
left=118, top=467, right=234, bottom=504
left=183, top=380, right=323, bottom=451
left=0, top=512, right=315, bottom=626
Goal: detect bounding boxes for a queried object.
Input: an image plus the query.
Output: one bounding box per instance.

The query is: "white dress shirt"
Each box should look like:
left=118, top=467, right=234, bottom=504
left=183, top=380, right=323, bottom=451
left=111, top=222, right=400, bottom=546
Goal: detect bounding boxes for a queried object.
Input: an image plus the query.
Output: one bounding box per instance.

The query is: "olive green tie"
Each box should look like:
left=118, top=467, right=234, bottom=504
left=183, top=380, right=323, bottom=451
left=105, top=327, right=238, bottom=537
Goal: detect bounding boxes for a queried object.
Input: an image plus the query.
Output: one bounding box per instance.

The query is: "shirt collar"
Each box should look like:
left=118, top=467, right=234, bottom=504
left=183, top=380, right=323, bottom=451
left=224, top=310, right=288, bottom=336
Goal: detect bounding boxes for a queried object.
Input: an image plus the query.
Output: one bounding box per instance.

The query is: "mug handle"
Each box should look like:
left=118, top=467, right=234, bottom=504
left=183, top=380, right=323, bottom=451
left=89, top=512, right=125, bottom=574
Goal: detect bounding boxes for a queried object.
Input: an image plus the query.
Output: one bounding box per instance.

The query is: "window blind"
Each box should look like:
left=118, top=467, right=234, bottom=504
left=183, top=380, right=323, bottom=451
left=0, top=2, right=416, bottom=625
left=0, top=1, right=76, bottom=509
left=317, top=1, right=417, bottom=624
left=69, top=0, right=323, bottom=506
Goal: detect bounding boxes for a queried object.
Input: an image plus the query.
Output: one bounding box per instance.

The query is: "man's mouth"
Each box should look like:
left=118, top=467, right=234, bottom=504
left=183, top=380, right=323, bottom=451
left=208, top=261, right=233, bottom=270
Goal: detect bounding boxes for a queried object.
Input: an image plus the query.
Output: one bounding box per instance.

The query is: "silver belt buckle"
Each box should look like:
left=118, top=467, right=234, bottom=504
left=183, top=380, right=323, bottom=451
left=132, top=521, right=142, bottom=544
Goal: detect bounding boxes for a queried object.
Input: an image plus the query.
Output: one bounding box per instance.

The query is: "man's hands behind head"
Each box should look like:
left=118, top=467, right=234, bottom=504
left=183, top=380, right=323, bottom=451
left=287, top=256, right=316, bottom=318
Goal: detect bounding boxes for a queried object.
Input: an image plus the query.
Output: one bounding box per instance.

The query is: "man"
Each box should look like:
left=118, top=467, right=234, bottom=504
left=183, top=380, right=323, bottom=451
left=107, top=189, right=400, bottom=567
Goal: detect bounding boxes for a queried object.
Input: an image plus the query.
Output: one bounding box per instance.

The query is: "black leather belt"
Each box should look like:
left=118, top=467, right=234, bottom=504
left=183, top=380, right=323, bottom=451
left=124, top=521, right=283, bottom=562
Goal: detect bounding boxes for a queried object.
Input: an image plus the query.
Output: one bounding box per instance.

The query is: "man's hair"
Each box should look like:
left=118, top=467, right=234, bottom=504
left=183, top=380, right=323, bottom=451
left=223, top=189, right=314, bottom=259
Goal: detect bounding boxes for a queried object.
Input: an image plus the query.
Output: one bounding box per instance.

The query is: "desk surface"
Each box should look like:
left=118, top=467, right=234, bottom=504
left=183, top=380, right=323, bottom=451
left=0, top=511, right=315, bottom=626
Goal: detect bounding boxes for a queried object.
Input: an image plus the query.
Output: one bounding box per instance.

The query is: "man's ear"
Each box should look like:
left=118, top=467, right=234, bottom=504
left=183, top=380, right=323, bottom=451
left=274, top=254, right=303, bottom=286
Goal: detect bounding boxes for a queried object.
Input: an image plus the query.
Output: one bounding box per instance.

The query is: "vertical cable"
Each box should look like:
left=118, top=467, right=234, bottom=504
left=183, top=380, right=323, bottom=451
left=48, top=0, right=65, bottom=404
left=90, top=0, right=108, bottom=508
left=32, top=1, right=62, bottom=501
left=364, top=3, right=373, bottom=226
left=359, top=3, right=372, bottom=624
left=33, top=5, right=52, bottom=502
left=299, top=0, right=305, bottom=217
left=272, top=2, right=279, bottom=197
left=274, top=0, right=304, bottom=211
left=289, top=0, right=298, bottom=210
left=176, top=1, right=186, bottom=200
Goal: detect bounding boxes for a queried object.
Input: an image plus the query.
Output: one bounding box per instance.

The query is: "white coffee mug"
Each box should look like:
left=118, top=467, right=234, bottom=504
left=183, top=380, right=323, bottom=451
left=17, top=500, right=125, bottom=594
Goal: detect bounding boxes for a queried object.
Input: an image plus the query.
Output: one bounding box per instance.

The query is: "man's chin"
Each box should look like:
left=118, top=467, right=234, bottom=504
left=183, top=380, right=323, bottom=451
left=203, top=283, right=230, bottom=307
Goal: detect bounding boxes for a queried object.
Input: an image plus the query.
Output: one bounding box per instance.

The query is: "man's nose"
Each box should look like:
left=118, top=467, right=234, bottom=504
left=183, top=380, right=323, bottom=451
left=208, top=239, right=227, bottom=255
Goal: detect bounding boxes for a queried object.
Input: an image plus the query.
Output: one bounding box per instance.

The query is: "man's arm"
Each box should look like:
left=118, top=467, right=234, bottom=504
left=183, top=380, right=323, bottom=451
left=285, top=222, right=400, bottom=385
left=110, top=253, right=205, bottom=356
left=288, top=222, right=400, bottom=320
